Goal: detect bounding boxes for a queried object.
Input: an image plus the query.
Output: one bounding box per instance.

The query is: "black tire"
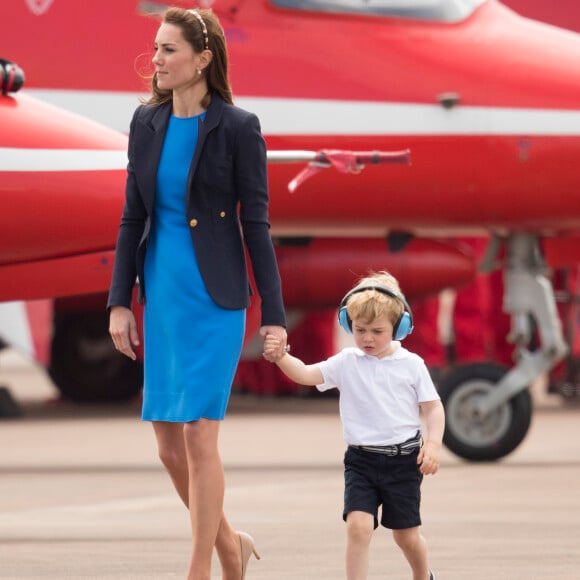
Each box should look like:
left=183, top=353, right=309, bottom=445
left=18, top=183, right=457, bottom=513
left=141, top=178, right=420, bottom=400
left=439, top=363, right=532, bottom=462
left=48, top=312, right=143, bottom=403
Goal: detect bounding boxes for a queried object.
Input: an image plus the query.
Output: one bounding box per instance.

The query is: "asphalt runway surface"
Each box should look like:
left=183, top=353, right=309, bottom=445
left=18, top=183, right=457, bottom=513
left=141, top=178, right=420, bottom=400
left=0, top=351, right=579, bottom=579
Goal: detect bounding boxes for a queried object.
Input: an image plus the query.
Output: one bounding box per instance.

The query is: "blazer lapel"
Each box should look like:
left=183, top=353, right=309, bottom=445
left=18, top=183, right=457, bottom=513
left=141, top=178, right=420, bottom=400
left=137, top=102, right=172, bottom=213
left=186, top=95, right=224, bottom=199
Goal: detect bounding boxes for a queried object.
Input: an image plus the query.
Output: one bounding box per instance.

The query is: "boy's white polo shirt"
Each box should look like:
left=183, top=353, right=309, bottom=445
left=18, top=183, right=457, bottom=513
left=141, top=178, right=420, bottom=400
left=316, top=343, right=439, bottom=446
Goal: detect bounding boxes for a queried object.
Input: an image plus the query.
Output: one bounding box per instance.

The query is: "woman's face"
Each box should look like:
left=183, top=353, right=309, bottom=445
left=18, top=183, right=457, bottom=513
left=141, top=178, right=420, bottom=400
left=152, top=22, right=200, bottom=92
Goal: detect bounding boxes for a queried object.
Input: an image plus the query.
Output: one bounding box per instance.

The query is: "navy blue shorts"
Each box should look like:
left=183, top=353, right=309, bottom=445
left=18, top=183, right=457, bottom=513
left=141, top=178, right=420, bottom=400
left=343, top=446, right=423, bottom=530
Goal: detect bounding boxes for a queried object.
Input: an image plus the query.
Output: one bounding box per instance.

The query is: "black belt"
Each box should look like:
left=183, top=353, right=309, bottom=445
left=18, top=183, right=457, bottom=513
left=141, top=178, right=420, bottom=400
left=349, top=431, right=421, bottom=456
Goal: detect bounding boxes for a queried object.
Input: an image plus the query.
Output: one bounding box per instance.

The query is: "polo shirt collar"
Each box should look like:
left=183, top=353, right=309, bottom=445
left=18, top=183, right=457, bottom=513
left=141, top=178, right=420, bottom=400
left=353, top=341, right=408, bottom=360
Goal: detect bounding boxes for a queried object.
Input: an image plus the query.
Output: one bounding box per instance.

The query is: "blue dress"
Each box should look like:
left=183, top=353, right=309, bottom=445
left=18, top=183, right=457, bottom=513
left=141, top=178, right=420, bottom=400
left=142, top=114, right=245, bottom=422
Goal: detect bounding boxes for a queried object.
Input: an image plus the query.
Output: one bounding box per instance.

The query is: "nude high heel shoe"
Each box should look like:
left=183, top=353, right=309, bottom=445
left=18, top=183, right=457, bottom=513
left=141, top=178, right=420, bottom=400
left=238, top=531, right=261, bottom=580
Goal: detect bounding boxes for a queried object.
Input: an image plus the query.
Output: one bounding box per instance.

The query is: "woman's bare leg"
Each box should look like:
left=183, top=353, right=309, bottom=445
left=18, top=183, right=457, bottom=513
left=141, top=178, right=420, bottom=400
left=152, top=422, right=242, bottom=580
left=181, top=419, right=222, bottom=579
left=153, top=422, right=189, bottom=504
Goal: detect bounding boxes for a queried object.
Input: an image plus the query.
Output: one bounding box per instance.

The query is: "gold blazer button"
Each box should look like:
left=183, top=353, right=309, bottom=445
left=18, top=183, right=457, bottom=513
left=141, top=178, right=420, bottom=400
left=220, top=211, right=226, bottom=218
left=189, top=219, right=198, bottom=227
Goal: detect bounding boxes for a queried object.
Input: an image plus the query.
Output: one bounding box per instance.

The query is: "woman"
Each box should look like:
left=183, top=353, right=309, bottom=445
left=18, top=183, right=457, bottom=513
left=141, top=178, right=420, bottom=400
left=108, top=7, right=287, bottom=579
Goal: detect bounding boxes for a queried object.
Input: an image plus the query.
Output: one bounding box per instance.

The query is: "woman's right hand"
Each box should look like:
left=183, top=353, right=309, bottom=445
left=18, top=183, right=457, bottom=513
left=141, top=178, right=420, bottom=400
left=263, top=333, right=283, bottom=362
left=109, top=306, right=140, bottom=361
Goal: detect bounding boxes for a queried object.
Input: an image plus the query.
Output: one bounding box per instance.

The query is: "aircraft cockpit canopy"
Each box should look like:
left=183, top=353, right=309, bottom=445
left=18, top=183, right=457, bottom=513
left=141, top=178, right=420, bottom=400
left=271, top=0, right=487, bottom=22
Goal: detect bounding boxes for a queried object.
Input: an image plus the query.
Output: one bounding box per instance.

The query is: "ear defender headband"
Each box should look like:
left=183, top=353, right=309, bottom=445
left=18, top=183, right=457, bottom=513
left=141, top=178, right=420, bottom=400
left=338, top=284, right=414, bottom=341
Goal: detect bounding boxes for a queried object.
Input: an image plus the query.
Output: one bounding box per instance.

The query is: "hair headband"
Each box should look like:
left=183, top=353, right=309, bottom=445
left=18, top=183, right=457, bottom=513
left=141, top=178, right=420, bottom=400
left=189, top=9, right=209, bottom=50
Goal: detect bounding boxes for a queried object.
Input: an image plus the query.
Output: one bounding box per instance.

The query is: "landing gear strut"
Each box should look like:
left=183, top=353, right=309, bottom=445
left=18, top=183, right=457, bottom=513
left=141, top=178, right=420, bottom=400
left=440, top=233, right=568, bottom=461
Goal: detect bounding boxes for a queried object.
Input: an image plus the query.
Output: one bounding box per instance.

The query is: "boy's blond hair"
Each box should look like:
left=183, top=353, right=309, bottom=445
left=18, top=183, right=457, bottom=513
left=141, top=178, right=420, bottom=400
left=346, top=271, right=405, bottom=328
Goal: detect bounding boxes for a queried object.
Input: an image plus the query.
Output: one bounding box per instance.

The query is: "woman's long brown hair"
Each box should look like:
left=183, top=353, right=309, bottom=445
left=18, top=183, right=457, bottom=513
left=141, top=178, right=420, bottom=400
left=145, top=7, right=233, bottom=108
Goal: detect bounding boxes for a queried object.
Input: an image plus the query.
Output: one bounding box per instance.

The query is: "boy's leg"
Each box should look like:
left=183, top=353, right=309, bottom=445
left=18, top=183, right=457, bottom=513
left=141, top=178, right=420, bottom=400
left=345, top=510, right=374, bottom=580
left=392, top=526, right=430, bottom=580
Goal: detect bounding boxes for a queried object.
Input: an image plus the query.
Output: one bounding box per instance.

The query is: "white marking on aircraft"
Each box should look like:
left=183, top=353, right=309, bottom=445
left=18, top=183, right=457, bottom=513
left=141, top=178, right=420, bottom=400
left=26, top=89, right=580, bottom=136
left=0, top=149, right=127, bottom=172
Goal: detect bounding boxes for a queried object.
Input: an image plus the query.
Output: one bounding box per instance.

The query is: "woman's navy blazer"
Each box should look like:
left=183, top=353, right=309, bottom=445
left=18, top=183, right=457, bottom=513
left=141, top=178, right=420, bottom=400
left=107, top=94, right=286, bottom=328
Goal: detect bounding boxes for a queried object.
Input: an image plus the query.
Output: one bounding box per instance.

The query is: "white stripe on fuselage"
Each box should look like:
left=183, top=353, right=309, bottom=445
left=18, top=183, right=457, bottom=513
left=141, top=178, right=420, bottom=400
left=0, top=147, right=321, bottom=171
left=0, top=148, right=127, bottom=172
left=26, top=89, right=580, bottom=136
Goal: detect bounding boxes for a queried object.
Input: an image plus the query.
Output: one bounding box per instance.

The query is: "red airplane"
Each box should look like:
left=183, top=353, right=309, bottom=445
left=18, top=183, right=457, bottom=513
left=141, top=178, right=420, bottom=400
left=2, top=0, right=580, bottom=461
left=0, top=63, right=476, bottom=397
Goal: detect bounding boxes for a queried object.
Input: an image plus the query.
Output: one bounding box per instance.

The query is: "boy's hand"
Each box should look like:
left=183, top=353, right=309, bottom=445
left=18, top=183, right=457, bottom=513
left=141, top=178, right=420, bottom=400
left=417, top=440, right=441, bottom=475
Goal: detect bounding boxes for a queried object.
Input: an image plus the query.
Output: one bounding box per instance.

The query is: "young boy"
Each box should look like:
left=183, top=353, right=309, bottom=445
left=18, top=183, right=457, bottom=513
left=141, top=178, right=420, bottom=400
left=263, top=271, right=445, bottom=580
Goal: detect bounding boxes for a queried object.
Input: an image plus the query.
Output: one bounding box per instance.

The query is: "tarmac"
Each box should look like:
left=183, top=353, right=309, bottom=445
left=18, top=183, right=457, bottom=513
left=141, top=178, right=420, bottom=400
left=0, top=350, right=579, bottom=579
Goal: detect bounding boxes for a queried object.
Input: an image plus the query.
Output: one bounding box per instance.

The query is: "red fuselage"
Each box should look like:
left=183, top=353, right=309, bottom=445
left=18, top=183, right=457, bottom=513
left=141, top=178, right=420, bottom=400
left=4, top=0, right=580, bottom=238
left=2, top=0, right=580, bottom=306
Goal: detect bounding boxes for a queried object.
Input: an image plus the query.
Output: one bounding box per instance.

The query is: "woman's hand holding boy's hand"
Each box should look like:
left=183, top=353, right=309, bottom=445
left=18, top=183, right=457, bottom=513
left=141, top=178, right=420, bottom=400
left=260, top=325, right=287, bottom=362
left=263, top=333, right=284, bottom=362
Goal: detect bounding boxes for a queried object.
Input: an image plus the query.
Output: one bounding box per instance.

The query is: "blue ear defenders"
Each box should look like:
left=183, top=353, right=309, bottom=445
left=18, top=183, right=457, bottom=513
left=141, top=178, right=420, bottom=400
left=338, top=284, right=414, bottom=340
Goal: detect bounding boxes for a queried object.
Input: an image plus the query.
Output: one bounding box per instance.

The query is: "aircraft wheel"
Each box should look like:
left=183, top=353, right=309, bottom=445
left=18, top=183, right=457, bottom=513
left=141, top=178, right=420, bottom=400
left=439, top=363, right=532, bottom=462
left=49, top=312, right=143, bottom=403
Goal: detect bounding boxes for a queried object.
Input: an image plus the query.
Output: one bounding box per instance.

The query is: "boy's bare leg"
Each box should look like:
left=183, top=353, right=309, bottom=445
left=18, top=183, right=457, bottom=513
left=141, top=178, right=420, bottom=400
left=392, top=527, right=430, bottom=580
left=345, top=511, right=374, bottom=580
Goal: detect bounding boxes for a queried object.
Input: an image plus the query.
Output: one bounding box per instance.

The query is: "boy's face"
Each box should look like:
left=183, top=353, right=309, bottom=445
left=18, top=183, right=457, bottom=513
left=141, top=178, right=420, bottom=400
left=351, top=314, right=395, bottom=359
